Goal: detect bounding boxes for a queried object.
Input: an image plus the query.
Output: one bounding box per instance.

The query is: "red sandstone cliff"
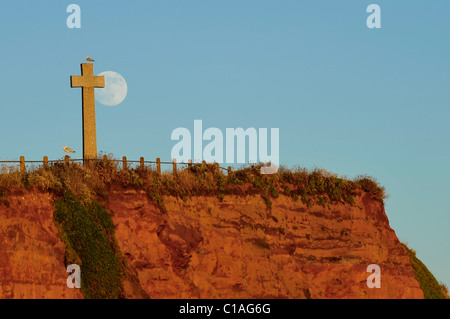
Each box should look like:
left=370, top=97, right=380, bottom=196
left=0, top=186, right=423, bottom=299
left=0, top=190, right=82, bottom=298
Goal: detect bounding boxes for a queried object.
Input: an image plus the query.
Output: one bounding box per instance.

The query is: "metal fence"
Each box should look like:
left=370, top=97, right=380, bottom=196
left=0, top=155, right=232, bottom=175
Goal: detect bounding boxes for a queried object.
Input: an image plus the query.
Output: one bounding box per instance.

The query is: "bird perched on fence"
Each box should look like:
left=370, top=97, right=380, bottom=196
left=63, top=146, right=76, bottom=155
left=86, top=56, right=95, bottom=62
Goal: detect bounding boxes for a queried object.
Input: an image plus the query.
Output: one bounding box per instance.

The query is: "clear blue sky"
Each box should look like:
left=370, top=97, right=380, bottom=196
left=0, top=1, right=449, bottom=289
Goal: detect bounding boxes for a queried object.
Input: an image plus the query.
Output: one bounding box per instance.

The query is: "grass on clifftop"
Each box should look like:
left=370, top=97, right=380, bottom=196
left=0, top=154, right=387, bottom=210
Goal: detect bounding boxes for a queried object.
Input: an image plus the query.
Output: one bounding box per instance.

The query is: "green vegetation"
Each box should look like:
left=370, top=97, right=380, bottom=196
left=402, top=243, right=449, bottom=299
left=0, top=157, right=387, bottom=212
left=54, top=193, right=126, bottom=299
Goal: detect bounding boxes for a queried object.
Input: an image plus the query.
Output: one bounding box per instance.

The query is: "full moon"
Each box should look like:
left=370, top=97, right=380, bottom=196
left=95, top=71, right=128, bottom=106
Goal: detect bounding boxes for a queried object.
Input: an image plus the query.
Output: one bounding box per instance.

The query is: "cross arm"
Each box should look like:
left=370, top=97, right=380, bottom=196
left=70, top=75, right=105, bottom=88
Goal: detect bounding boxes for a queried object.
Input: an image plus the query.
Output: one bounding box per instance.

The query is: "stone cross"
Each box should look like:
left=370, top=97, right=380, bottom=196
left=70, top=63, right=105, bottom=160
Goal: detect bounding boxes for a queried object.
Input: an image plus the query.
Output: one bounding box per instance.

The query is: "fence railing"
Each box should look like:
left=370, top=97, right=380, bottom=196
left=0, top=155, right=232, bottom=175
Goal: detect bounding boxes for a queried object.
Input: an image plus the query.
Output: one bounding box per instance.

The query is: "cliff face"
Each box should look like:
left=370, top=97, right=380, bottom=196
left=0, top=190, right=82, bottom=298
left=106, top=185, right=423, bottom=299
left=0, top=186, right=423, bottom=299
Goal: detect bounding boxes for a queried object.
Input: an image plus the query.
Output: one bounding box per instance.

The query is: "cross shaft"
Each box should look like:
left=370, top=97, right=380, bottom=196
left=70, top=63, right=105, bottom=160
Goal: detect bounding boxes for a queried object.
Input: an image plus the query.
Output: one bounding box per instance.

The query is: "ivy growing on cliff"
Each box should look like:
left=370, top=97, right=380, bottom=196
left=403, top=243, right=449, bottom=299
left=53, top=193, right=126, bottom=299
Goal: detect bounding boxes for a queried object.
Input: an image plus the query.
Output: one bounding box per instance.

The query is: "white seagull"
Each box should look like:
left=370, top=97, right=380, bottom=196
left=86, top=56, right=95, bottom=62
left=63, top=146, right=76, bottom=155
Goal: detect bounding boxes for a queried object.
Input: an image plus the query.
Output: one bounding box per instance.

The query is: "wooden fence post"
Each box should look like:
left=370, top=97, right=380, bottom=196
left=156, top=158, right=161, bottom=175
left=122, top=156, right=127, bottom=170
left=228, top=166, right=232, bottom=175
left=65, top=155, right=70, bottom=166
left=140, top=157, right=145, bottom=170
left=103, top=155, right=108, bottom=161
left=188, top=159, right=192, bottom=168
left=173, top=158, right=177, bottom=175
left=20, top=156, right=25, bottom=174
left=202, top=160, right=206, bottom=165
left=43, top=156, right=48, bottom=169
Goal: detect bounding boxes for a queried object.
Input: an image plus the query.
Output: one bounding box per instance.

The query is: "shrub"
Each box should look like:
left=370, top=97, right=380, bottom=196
left=402, top=243, right=448, bottom=299
left=28, top=169, right=63, bottom=192
left=0, top=168, right=22, bottom=188
left=283, top=186, right=291, bottom=196
left=440, top=283, right=449, bottom=299
left=346, top=194, right=355, bottom=205
left=262, top=196, right=272, bottom=209
left=354, top=175, right=387, bottom=201
left=269, top=185, right=279, bottom=198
